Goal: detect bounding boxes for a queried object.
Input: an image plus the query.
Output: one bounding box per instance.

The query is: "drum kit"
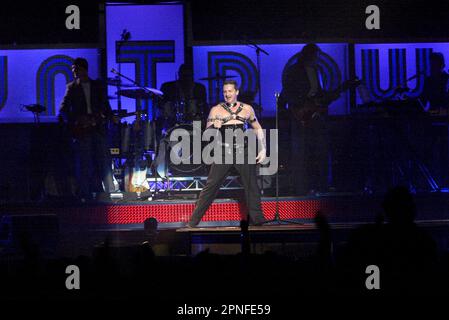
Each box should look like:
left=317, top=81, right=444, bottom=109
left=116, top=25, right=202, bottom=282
left=107, top=73, right=237, bottom=192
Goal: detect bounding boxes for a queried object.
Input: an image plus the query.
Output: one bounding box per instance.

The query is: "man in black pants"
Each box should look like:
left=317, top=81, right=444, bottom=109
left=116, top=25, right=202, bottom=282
left=279, top=43, right=331, bottom=195
left=419, top=52, right=449, bottom=187
left=58, top=57, right=118, bottom=201
left=186, top=80, right=267, bottom=227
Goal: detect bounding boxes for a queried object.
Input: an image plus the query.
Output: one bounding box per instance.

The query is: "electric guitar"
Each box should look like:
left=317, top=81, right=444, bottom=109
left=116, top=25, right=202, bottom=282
left=125, top=160, right=150, bottom=193
left=291, top=79, right=361, bottom=122
left=69, top=111, right=145, bottom=138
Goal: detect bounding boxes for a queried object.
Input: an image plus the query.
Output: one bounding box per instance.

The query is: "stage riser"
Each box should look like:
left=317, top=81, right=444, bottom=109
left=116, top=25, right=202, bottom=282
left=1, top=199, right=351, bottom=225
left=2, top=194, right=449, bottom=227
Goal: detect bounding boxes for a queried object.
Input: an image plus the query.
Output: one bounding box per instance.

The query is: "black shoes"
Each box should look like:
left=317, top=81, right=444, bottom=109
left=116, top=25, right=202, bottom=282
left=184, top=221, right=197, bottom=229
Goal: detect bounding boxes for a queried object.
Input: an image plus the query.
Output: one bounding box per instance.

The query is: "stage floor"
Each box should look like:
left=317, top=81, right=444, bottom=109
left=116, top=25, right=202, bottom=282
left=54, top=219, right=449, bottom=258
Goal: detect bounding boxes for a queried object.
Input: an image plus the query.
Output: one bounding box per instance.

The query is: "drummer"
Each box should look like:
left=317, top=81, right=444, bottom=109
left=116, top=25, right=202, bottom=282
left=158, top=64, right=208, bottom=130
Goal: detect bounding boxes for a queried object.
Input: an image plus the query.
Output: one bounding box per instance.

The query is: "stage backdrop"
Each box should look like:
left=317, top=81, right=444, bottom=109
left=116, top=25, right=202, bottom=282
left=106, top=3, right=185, bottom=120
left=354, top=42, right=449, bottom=105
left=0, top=49, right=99, bottom=123
left=193, top=43, right=349, bottom=117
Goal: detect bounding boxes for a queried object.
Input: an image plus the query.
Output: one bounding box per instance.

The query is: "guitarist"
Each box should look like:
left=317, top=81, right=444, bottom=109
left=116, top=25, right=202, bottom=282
left=279, top=44, right=333, bottom=195
left=58, top=57, right=118, bottom=201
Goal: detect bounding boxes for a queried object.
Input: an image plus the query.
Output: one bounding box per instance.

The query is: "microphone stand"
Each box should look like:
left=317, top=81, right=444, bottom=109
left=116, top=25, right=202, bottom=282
left=242, top=39, right=268, bottom=119
left=262, top=93, right=303, bottom=225
left=117, top=30, right=129, bottom=113
left=117, top=30, right=130, bottom=193
left=243, top=39, right=268, bottom=194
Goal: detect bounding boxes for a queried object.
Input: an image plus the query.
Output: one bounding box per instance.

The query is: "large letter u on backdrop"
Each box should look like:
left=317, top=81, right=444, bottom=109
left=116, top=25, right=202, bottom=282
left=0, top=56, right=7, bottom=112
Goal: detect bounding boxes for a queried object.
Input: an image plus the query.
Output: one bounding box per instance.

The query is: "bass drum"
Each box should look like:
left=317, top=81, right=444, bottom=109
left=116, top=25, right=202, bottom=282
left=155, top=123, right=207, bottom=178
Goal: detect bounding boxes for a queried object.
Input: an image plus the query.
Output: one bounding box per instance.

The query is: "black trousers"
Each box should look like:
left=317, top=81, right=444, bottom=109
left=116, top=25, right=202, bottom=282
left=72, top=130, right=115, bottom=199
left=189, top=159, right=265, bottom=226
left=291, top=117, right=329, bottom=194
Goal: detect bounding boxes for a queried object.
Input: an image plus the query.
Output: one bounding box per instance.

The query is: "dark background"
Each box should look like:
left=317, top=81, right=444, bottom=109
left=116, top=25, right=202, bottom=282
left=0, top=0, right=448, bottom=45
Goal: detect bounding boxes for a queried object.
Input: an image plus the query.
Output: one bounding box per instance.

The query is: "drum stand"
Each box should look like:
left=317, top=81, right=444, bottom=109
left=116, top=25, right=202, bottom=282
left=110, top=68, right=163, bottom=200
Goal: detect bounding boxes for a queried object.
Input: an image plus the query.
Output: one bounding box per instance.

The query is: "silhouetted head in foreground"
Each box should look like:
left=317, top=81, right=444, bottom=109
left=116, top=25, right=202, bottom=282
left=382, top=186, right=416, bottom=225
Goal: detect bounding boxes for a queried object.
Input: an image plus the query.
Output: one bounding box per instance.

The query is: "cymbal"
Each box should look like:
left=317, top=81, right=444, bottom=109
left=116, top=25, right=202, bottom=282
left=106, top=78, right=135, bottom=87
left=199, top=74, right=237, bottom=81
left=117, top=87, right=164, bottom=99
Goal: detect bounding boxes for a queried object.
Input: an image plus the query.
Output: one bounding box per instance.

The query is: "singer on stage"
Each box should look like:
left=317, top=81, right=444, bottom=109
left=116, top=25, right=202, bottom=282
left=186, top=80, right=267, bottom=227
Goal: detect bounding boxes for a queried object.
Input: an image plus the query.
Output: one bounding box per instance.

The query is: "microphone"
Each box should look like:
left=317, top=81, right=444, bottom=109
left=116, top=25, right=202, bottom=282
left=240, top=35, right=269, bottom=56
left=24, top=104, right=46, bottom=113
left=121, top=29, right=131, bottom=41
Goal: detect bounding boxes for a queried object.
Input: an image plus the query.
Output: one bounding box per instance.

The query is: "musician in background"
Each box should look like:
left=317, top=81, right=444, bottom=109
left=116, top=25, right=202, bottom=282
left=58, top=57, right=118, bottom=202
left=420, top=52, right=449, bottom=114
left=279, top=44, right=334, bottom=195
left=419, top=52, right=449, bottom=187
left=158, top=64, right=207, bottom=131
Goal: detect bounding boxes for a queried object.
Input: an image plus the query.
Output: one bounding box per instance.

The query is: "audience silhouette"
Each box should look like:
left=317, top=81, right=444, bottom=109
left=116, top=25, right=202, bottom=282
left=0, top=186, right=446, bottom=300
left=337, top=186, right=439, bottom=294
